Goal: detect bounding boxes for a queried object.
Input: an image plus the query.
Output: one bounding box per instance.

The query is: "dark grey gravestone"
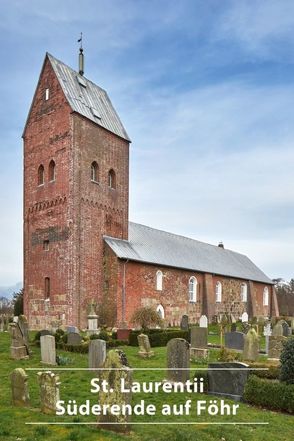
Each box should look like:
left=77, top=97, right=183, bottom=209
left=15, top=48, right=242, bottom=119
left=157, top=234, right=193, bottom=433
left=166, top=338, right=190, bottom=383
left=190, top=327, right=207, bottom=348
left=224, top=331, right=245, bottom=351
left=180, top=315, right=189, bottom=330
left=67, top=332, right=82, bottom=346
left=208, top=362, right=249, bottom=401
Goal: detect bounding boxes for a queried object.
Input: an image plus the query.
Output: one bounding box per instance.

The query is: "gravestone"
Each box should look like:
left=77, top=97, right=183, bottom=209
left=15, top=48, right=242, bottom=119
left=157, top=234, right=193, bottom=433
left=9, top=322, right=29, bottom=360
left=89, top=339, right=106, bottom=369
left=98, top=350, right=132, bottom=433
left=272, top=322, right=283, bottom=337
left=243, top=328, right=259, bottom=361
left=11, top=368, right=30, bottom=407
left=190, top=327, right=207, bottom=348
left=241, top=312, right=248, bottom=323
left=67, top=326, right=78, bottom=333
left=268, top=336, right=287, bottom=359
left=166, top=338, right=190, bottom=383
left=88, top=303, right=99, bottom=334
left=263, top=322, right=272, bottom=354
left=37, top=371, right=60, bottom=414
left=208, top=362, right=249, bottom=401
left=137, top=334, right=154, bottom=358
left=278, top=320, right=291, bottom=337
left=67, top=332, right=82, bottom=346
left=180, top=315, right=189, bottom=330
left=231, top=323, right=237, bottom=332
left=199, top=315, right=208, bottom=328
left=18, top=315, right=29, bottom=352
left=40, top=335, right=56, bottom=365
left=224, top=331, right=245, bottom=351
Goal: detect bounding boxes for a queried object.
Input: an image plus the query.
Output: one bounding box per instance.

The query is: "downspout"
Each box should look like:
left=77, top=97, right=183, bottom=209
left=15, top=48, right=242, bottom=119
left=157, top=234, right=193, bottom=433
left=121, top=259, right=129, bottom=326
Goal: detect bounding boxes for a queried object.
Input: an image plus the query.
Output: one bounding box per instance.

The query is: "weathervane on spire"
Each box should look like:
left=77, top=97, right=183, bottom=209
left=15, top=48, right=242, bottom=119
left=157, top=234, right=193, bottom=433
left=77, top=32, right=84, bottom=76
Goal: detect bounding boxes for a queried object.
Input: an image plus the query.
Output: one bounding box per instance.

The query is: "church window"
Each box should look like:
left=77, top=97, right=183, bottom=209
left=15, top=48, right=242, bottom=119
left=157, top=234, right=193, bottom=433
left=38, top=164, right=44, bottom=186
left=108, top=169, right=116, bottom=189
left=263, top=287, right=269, bottom=306
left=45, top=88, right=50, bottom=100
left=215, top=281, right=222, bottom=303
left=156, top=304, right=165, bottom=319
left=241, top=283, right=247, bottom=302
left=48, top=160, right=56, bottom=182
left=45, top=277, right=50, bottom=299
left=189, top=276, right=197, bottom=302
left=156, top=270, right=163, bottom=291
left=91, top=161, right=99, bottom=182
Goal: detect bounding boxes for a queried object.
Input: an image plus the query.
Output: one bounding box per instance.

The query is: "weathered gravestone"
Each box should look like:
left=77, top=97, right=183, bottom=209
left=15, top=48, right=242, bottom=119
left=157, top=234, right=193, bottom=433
left=37, top=371, right=60, bottom=414
left=180, top=315, right=189, bottom=330
left=272, top=322, right=283, bottom=337
left=278, top=320, right=291, bottom=337
left=224, top=331, right=245, bottom=351
left=40, top=335, right=56, bottom=365
left=268, top=336, right=287, bottom=359
left=208, top=362, right=249, bottom=401
left=67, top=332, right=82, bottom=346
left=88, top=339, right=106, bottom=369
left=243, top=328, right=259, bottom=361
left=166, top=338, right=190, bottom=383
left=87, top=303, right=99, bottom=335
left=190, top=327, right=207, bottom=348
left=199, top=315, right=208, bottom=328
left=137, top=334, right=154, bottom=358
left=98, top=350, right=132, bottom=433
left=263, top=322, right=272, bottom=354
left=9, top=322, right=29, bottom=360
left=11, top=368, right=30, bottom=407
left=241, top=312, right=248, bottom=323
left=18, top=315, right=29, bottom=350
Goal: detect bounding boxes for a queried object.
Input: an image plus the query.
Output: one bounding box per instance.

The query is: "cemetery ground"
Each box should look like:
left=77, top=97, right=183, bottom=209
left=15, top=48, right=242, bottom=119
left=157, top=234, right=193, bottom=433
left=0, top=332, right=293, bottom=441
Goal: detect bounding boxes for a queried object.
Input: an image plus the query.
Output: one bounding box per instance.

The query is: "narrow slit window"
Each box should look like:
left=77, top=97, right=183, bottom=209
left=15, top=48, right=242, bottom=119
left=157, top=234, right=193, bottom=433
left=91, top=161, right=99, bottom=182
left=45, top=88, right=50, bottom=100
left=108, top=169, right=116, bottom=189
left=38, top=164, right=44, bottom=186
left=45, top=277, right=50, bottom=299
left=48, top=160, right=56, bottom=182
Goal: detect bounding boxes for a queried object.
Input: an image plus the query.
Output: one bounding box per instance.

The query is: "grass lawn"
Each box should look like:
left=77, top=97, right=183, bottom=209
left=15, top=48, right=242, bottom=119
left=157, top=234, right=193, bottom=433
left=0, top=332, right=292, bottom=441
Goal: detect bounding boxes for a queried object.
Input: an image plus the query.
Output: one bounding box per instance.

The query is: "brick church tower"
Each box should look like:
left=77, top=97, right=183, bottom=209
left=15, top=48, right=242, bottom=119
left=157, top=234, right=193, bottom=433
left=23, top=52, right=130, bottom=329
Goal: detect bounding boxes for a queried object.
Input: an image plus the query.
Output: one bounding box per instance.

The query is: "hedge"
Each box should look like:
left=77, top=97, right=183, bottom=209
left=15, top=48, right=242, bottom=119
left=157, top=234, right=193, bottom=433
left=244, top=375, right=294, bottom=413
left=56, top=338, right=127, bottom=354
left=129, top=329, right=190, bottom=347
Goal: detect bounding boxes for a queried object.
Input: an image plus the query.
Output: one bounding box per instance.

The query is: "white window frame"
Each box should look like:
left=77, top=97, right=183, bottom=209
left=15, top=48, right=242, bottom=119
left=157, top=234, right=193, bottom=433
left=156, top=270, right=163, bottom=291
left=215, top=281, right=222, bottom=303
left=263, top=287, right=269, bottom=306
left=241, top=283, right=247, bottom=302
left=189, top=276, right=197, bottom=303
left=156, top=304, right=165, bottom=319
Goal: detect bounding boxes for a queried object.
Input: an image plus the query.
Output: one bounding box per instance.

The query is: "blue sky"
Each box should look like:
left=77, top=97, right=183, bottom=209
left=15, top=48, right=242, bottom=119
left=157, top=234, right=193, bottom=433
left=0, top=0, right=294, bottom=285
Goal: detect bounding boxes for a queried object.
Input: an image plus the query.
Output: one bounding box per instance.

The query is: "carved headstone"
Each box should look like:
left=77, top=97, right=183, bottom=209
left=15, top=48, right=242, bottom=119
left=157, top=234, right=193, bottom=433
left=180, top=315, right=189, bottom=330
left=137, top=334, right=154, bottom=358
left=9, top=322, right=29, bottom=359
left=88, top=303, right=99, bottom=334
left=166, top=338, right=190, bottom=383
left=67, top=332, right=82, bottom=346
left=37, top=371, right=60, bottom=414
left=243, top=328, right=259, bottom=361
left=241, top=312, right=248, bottom=323
left=11, top=368, right=30, bottom=407
left=98, top=350, right=132, bottom=433
left=263, top=322, right=272, bottom=354
left=268, top=336, right=287, bottom=359
left=224, top=331, right=245, bottom=351
left=208, top=362, right=249, bottom=401
left=88, top=339, right=106, bottom=369
left=40, top=335, right=56, bottom=365
left=199, top=315, right=208, bottom=328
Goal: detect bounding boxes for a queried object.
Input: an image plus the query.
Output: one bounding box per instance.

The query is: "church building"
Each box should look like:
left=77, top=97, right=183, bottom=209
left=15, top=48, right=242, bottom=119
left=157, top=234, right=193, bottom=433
left=23, top=52, right=278, bottom=330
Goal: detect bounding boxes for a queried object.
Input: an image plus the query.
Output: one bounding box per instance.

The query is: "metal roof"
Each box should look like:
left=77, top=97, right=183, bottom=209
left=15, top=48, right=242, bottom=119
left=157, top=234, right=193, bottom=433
left=47, top=53, right=130, bottom=141
left=104, top=222, right=273, bottom=284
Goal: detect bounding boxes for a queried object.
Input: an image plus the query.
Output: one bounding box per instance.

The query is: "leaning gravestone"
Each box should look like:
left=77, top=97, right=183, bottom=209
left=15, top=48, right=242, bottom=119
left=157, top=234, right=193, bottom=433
left=243, top=328, right=259, bottom=361
left=89, top=339, right=106, bottom=369
left=166, top=338, right=190, bottom=383
left=199, top=315, right=208, bottom=328
left=67, top=332, right=82, bottom=346
left=137, top=334, right=154, bottom=358
left=180, top=315, right=189, bottom=330
left=11, top=368, right=30, bottom=407
left=224, top=331, right=245, bottom=351
left=9, top=322, right=29, bottom=360
left=272, top=322, right=283, bottom=337
left=98, top=350, right=132, bottom=433
left=268, top=336, right=287, bottom=359
left=40, top=335, right=56, bottom=365
left=208, top=362, right=249, bottom=401
left=37, top=371, right=60, bottom=414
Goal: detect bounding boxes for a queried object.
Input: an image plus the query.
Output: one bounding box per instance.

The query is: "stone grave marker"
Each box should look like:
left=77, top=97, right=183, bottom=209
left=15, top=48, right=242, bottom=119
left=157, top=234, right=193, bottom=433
left=263, top=322, right=272, bottom=354
left=166, top=338, right=190, bottom=383
left=67, top=326, right=78, bottom=333
left=18, top=315, right=29, bottom=351
left=87, top=303, right=99, bottom=334
left=89, top=339, right=106, bottom=369
left=199, top=315, right=208, bottom=328
left=180, top=314, right=189, bottom=330
left=37, top=371, right=60, bottom=414
left=98, top=349, right=132, bottom=433
left=241, top=312, right=248, bottom=323
left=268, top=336, right=287, bottom=359
left=137, top=334, right=154, bottom=358
left=224, top=331, right=245, bottom=351
left=11, top=368, right=30, bottom=407
left=9, top=322, right=29, bottom=360
left=279, top=320, right=291, bottom=337
left=208, top=362, right=249, bottom=401
left=191, top=327, right=207, bottom=348
left=67, top=332, right=82, bottom=346
left=243, top=328, right=259, bottom=361
left=40, top=335, right=56, bottom=365
left=272, top=322, right=283, bottom=337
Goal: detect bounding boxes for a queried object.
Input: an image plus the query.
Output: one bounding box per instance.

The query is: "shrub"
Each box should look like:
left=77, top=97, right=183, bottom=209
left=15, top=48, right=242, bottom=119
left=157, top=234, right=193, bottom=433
left=97, top=330, right=109, bottom=341
left=280, top=337, right=294, bottom=384
left=217, top=347, right=242, bottom=362
left=244, top=375, right=294, bottom=413
left=54, top=328, right=65, bottom=343
left=131, top=306, right=163, bottom=331
left=193, top=370, right=208, bottom=393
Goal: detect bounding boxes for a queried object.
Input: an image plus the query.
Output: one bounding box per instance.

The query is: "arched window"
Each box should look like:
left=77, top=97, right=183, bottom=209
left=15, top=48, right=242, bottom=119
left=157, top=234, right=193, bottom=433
left=38, top=164, right=44, bottom=186
left=156, top=304, right=165, bottom=319
left=215, top=281, right=222, bottom=303
left=91, top=161, right=99, bottom=182
left=48, top=160, right=56, bottom=182
left=241, top=283, right=247, bottom=302
left=263, top=287, right=269, bottom=306
left=108, top=169, right=116, bottom=189
left=189, top=276, right=197, bottom=302
left=45, top=277, right=50, bottom=299
left=156, top=270, right=163, bottom=291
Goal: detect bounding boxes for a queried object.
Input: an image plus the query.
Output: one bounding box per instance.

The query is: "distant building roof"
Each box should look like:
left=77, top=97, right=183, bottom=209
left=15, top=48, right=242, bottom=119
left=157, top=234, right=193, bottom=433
left=104, top=222, right=273, bottom=284
left=47, top=53, right=130, bottom=141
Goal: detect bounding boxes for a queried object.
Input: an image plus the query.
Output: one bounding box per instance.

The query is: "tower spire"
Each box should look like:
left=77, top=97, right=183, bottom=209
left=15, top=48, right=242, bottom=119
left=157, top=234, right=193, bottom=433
left=77, top=32, right=84, bottom=76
